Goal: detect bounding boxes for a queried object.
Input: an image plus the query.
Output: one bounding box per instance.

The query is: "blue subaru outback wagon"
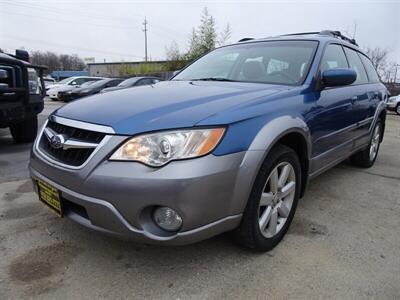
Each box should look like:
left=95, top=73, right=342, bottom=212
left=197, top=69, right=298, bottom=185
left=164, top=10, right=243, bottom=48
left=30, top=31, right=387, bottom=251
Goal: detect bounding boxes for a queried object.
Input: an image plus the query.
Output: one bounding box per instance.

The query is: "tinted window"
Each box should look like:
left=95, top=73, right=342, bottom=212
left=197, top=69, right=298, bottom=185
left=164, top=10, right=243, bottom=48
left=320, top=44, right=348, bottom=72
left=137, top=79, right=153, bottom=86
left=174, top=41, right=318, bottom=85
left=343, top=47, right=368, bottom=85
left=118, top=77, right=139, bottom=87
left=106, top=80, right=122, bottom=87
left=73, top=78, right=86, bottom=85
left=359, top=54, right=380, bottom=83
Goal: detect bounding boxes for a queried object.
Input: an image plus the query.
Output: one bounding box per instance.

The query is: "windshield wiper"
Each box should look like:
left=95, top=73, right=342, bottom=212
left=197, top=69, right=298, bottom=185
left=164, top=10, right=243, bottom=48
left=191, top=77, right=237, bottom=82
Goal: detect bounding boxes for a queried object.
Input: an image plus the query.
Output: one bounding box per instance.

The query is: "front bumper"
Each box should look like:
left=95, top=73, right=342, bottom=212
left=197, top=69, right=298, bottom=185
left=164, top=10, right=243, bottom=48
left=30, top=135, right=264, bottom=245
left=386, top=102, right=398, bottom=110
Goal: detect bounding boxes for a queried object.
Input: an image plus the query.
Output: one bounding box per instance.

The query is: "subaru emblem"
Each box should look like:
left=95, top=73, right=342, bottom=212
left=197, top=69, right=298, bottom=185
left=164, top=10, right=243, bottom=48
left=50, top=134, right=65, bottom=149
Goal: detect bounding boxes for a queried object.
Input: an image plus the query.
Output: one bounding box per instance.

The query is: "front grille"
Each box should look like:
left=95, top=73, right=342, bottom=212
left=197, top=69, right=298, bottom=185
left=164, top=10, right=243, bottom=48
left=39, top=120, right=106, bottom=167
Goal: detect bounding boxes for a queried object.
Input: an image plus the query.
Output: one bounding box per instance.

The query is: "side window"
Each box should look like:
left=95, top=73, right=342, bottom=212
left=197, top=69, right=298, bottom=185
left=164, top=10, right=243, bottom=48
left=320, top=44, right=348, bottom=73
left=137, top=79, right=152, bottom=86
left=108, top=80, right=121, bottom=87
left=343, top=48, right=369, bottom=85
left=152, top=79, right=160, bottom=84
left=359, top=54, right=380, bottom=83
left=70, top=78, right=86, bottom=85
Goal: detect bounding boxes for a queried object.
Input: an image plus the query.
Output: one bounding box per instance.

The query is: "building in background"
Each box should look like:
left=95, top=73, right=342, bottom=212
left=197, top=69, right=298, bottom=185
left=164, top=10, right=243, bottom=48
left=87, top=61, right=167, bottom=77
left=50, top=70, right=90, bottom=80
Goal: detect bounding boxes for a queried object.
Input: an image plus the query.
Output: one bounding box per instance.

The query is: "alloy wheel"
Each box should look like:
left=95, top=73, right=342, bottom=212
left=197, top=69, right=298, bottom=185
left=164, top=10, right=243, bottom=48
left=258, top=162, right=296, bottom=238
left=369, top=124, right=381, bottom=161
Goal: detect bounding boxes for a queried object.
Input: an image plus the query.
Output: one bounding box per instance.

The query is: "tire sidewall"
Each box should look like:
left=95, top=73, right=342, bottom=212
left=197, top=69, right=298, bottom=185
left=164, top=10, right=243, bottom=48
left=249, top=146, right=301, bottom=250
left=367, top=120, right=382, bottom=166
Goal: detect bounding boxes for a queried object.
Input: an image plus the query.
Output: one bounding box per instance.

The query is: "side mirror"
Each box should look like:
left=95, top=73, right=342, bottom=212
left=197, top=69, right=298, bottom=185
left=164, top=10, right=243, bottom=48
left=0, top=69, right=8, bottom=79
left=15, top=49, right=30, bottom=62
left=71, top=81, right=77, bottom=85
left=321, top=68, right=357, bottom=88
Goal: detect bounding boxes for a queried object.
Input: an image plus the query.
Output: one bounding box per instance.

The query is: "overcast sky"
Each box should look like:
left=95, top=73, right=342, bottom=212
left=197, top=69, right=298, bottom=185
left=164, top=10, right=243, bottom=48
left=0, top=0, right=399, bottom=63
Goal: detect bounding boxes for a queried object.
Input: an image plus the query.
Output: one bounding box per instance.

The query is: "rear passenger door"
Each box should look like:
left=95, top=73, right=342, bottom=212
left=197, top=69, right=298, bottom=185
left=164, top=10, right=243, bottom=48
left=342, top=47, right=371, bottom=137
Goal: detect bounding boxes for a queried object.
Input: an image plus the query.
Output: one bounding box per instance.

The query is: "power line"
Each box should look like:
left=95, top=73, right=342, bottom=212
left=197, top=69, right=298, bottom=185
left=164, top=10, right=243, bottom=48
left=2, top=34, right=143, bottom=59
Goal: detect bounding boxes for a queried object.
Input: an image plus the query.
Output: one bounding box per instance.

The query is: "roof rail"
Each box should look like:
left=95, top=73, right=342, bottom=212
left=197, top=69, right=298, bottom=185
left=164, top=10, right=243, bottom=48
left=280, top=30, right=358, bottom=46
left=319, top=30, right=358, bottom=46
left=238, top=38, right=254, bottom=42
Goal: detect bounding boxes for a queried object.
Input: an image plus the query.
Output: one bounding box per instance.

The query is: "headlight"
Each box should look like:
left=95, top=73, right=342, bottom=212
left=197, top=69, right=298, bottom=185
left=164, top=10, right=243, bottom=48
left=27, top=68, right=40, bottom=94
left=110, top=128, right=225, bottom=167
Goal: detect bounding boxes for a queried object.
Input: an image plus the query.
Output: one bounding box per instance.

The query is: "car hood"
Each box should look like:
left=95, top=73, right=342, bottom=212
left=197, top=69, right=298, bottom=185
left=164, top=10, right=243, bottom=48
left=48, top=84, right=75, bottom=92
left=54, top=81, right=292, bottom=135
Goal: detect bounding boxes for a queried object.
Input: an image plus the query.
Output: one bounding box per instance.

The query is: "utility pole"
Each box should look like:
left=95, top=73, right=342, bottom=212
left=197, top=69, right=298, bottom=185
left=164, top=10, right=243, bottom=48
left=143, top=17, right=148, bottom=62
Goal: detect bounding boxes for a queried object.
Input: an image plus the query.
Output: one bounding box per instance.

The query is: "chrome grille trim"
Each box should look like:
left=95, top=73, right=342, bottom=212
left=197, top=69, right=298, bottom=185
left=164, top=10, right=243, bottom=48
left=34, top=119, right=112, bottom=170
left=49, top=115, right=115, bottom=134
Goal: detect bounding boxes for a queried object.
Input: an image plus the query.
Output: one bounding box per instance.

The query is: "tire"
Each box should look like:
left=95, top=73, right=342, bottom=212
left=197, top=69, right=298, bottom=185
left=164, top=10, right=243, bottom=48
left=350, top=120, right=382, bottom=168
left=234, top=144, right=301, bottom=252
left=396, top=104, right=400, bottom=116
left=9, top=116, right=38, bottom=143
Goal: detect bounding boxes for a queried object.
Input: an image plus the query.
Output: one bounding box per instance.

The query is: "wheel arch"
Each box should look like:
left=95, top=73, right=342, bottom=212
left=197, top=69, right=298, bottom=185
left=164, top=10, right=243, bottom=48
left=229, top=116, right=313, bottom=216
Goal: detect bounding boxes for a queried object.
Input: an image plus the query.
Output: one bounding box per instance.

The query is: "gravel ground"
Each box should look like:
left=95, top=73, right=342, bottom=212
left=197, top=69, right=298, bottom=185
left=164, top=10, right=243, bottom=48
left=0, top=102, right=399, bottom=299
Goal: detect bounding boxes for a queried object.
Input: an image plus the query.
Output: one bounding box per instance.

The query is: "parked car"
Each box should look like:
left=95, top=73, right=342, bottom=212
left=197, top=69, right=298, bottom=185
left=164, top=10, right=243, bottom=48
left=58, top=78, right=123, bottom=102
left=43, top=77, right=56, bottom=87
left=386, top=95, right=400, bottom=115
left=30, top=31, right=387, bottom=251
left=46, top=76, right=103, bottom=100
left=100, top=76, right=161, bottom=93
left=0, top=49, right=46, bottom=143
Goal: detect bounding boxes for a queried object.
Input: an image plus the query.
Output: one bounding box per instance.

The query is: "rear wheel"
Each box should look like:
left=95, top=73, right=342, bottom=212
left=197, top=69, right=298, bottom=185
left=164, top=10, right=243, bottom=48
left=9, top=116, right=38, bottom=143
left=350, top=120, right=382, bottom=168
left=396, top=104, right=400, bottom=116
left=234, top=144, right=301, bottom=252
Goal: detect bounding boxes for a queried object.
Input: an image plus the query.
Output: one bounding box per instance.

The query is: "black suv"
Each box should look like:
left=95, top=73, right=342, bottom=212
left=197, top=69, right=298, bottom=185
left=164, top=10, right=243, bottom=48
left=0, top=50, right=46, bottom=143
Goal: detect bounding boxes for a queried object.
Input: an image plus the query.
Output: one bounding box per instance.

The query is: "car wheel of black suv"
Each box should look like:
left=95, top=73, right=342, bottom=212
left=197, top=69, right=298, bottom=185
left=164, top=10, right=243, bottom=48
left=10, top=116, right=38, bottom=143
left=234, top=144, right=301, bottom=252
left=350, top=120, right=382, bottom=168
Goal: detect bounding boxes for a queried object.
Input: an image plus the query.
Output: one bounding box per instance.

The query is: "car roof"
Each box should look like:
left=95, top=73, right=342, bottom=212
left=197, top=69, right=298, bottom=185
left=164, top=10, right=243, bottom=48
left=233, top=30, right=362, bottom=53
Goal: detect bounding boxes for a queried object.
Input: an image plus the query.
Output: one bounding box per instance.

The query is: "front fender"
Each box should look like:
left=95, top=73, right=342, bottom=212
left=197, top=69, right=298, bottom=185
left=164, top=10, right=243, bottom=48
left=225, top=115, right=312, bottom=215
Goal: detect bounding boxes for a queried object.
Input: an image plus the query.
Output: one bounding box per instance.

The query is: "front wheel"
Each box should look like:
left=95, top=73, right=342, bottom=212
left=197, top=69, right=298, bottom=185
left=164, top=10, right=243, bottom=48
left=9, top=116, right=38, bottom=143
left=234, top=144, right=301, bottom=252
left=396, top=104, right=400, bottom=116
left=350, top=120, right=382, bottom=168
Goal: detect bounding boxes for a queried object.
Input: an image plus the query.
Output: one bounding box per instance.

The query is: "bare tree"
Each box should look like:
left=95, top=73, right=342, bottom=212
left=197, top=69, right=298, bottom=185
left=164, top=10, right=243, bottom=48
left=218, top=23, right=232, bottom=46
left=31, top=51, right=85, bottom=74
left=165, top=41, right=186, bottom=71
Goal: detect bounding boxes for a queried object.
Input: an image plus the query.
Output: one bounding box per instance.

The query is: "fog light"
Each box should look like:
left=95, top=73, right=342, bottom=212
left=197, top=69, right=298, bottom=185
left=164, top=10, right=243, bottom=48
left=153, top=207, right=182, bottom=231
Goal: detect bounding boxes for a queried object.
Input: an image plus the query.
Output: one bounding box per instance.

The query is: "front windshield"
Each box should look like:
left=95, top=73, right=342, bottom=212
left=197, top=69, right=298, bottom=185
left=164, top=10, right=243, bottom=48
left=80, top=81, right=96, bottom=87
left=88, top=79, right=109, bottom=87
left=173, top=41, right=318, bottom=85
left=118, top=77, right=139, bottom=87
left=57, top=78, right=72, bottom=84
